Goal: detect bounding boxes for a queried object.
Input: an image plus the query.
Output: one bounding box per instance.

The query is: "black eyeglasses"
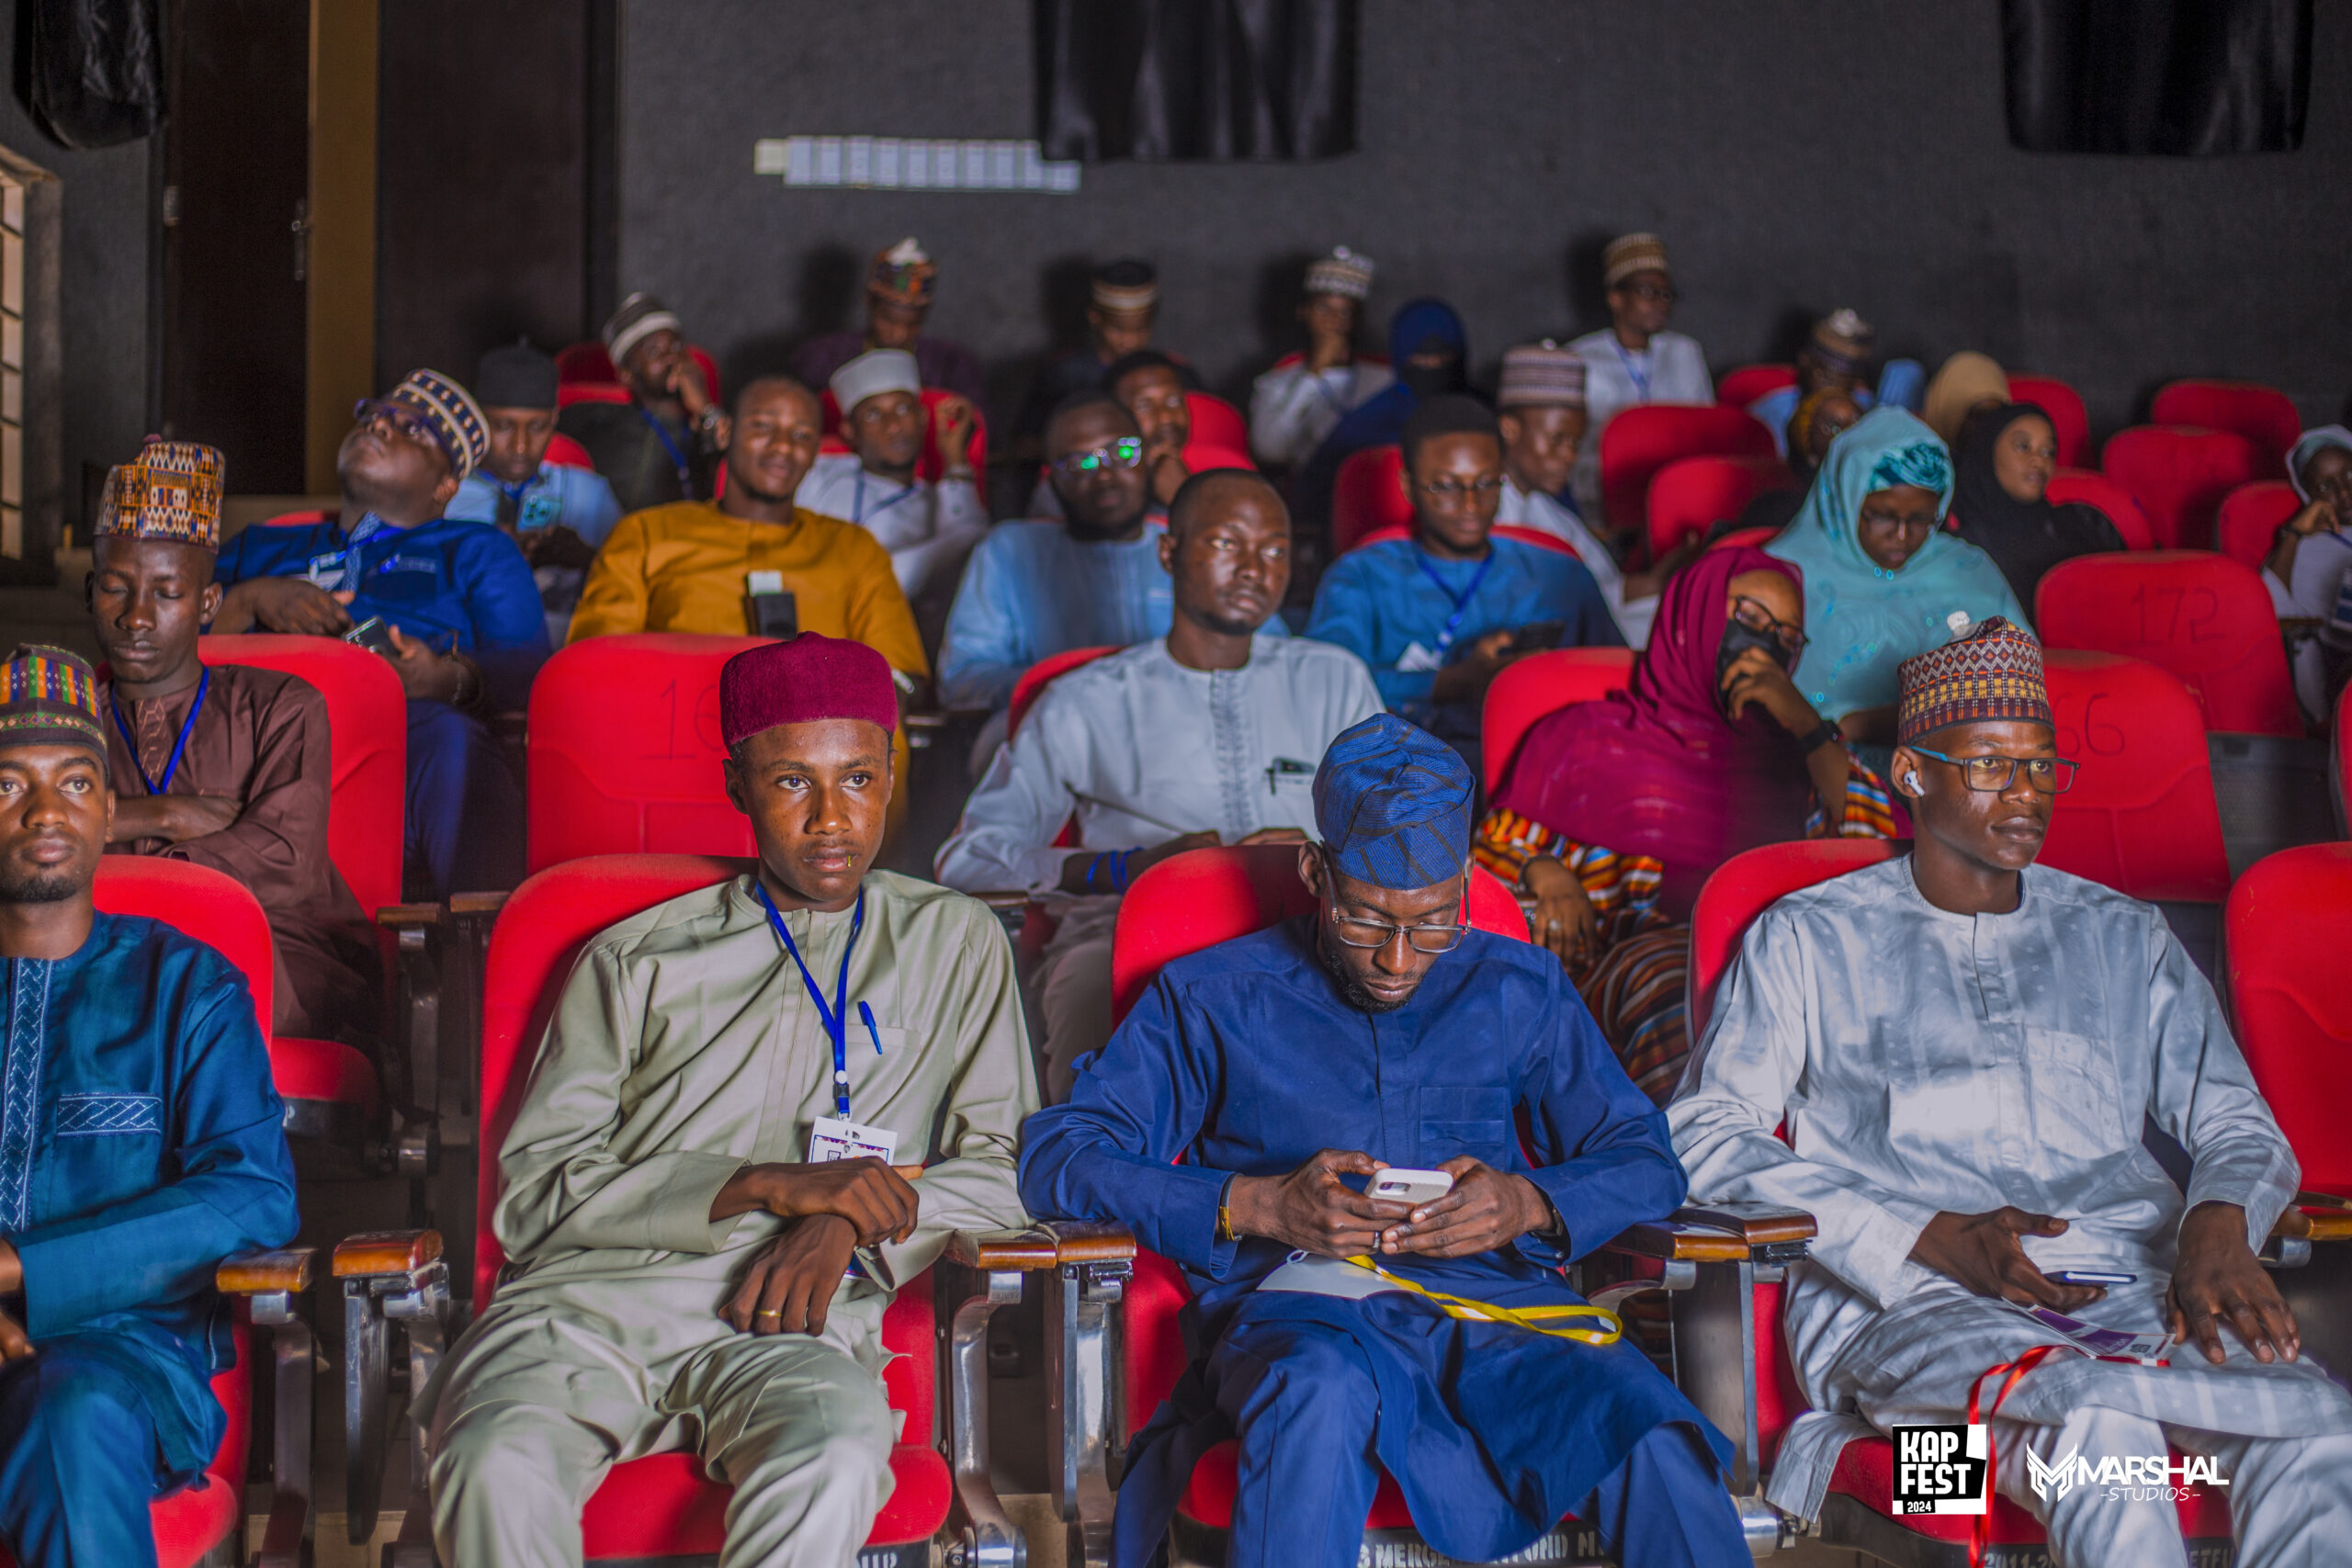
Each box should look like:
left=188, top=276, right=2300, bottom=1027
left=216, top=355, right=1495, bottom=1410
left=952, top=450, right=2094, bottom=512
left=1619, top=282, right=1677, bottom=304
left=1050, top=438, right=1145, bottom=477
left=1319, top=845, right=1471, bottom=953
left=353, top=399, right=432, bottom=444
left=1415, top=475, right=1505, bottom=502
left=1909, top=748, right=2079, bottom=795
left=1729, top=594, right=1808, bottom=655
left=1858, top=502, right=1941, bottom=533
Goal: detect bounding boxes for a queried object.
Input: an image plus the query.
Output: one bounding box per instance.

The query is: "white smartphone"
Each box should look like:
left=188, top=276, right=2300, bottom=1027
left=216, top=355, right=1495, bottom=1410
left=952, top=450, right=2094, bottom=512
left=1369, top=1168, right=1456, bottom=1205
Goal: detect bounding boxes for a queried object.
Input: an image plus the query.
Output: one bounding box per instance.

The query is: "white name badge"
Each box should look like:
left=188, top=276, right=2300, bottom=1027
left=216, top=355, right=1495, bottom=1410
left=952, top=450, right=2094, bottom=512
left=808, top=1116, right=900, bottom=1165
left=1396, top=640, right=1443, bottom=674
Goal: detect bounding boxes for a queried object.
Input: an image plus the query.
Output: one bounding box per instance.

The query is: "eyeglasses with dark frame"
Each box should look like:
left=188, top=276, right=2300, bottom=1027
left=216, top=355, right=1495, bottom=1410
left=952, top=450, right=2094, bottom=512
left=1618, top=282, right=1677, bottom=304
left=1414, top=475, right=1506, bottom=503
left=1050, top=437, right=1146, bottom=478
left=1319, top=844, right=1472, bottom=953
left=352, top=399, right=433, bottom=444
left=1728, top=594, right=1808, bottom=655
left=1857, top=501, right=1941, bottom=533
left=1908, top=747, right=2079, bottom=795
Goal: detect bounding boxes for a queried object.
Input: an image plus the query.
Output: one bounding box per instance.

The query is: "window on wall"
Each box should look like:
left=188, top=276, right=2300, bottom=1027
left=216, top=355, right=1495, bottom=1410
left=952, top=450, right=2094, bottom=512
left=0, top=168, right=20, bottom=560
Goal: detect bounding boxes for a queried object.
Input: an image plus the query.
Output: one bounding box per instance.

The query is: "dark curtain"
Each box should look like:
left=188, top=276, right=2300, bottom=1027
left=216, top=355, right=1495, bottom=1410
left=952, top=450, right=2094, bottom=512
left=2003, top=0, right=2311, bottom=154
left=17, top=0, right=163, bottom=149
left=1036, top=0, right=1355, bottom=162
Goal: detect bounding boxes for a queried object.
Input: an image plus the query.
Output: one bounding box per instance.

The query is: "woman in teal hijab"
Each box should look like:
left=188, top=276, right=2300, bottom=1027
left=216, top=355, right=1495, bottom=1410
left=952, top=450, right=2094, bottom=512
left=1767, top=406, right=2025, bottom=746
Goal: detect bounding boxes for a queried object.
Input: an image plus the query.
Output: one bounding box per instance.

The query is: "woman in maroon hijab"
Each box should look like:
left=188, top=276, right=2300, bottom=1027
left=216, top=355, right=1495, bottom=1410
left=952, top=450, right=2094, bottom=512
left=1471, top=545, right=1903, bottom=1100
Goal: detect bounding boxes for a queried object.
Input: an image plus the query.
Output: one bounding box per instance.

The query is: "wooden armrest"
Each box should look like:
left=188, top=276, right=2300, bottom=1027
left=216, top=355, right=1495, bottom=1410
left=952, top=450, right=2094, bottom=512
left=218, top=1247, right=320, bottom=1294
left=1035, top=1219, right=1138, bottom=1264
left=2275, top=1207, right=2352, bottom=1244
left=903, top=710, right=952, bottom=730
left=948, top=1227, right=1061, bottom=1270
left=376, top=903, right=442, bottom=931
left=448, top=890, right=510, bottom=918
left=969, top=890, right=1032, bottom=912
left=333, top=1228, right=444, bottom=1279
left=1611, top=1203, right=1817, bottom=1262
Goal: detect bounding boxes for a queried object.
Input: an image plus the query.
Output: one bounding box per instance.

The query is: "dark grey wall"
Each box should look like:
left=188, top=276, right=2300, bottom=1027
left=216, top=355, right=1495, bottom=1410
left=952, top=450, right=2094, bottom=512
left=616, top=0, right=2352, bottom=444
left=0, top=0, right=153, bottom=525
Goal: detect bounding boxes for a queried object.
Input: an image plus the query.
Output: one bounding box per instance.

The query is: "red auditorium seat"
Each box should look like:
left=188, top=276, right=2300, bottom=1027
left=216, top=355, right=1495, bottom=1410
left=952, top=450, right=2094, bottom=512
left=2099, top=425, right=2265, bottom=550
left=2036, top=551, right=2301, bottom=736
left=2039, top=650, right=2231, bottom=902
left=1714, top=364, right=1796, bottom=409
left=1480, top=647, right=1639, bottom=793
left=1600, top=404, right=1776, bottom=534
left=2005, top=374, right=2090, bottom=469
left=1104, top=846, right=1574, bottom=1562
left=2227, top=843, right=2352, bottom=1201
left=83, top=859, right=316, bottom=1568
left=817, top=384, right=989, bottom=481
left=1646, top=453, right=1799, bottom=559
left=1351, top=521, right=1581, bottom=558
left=553, top=341, right=720, bottom=411
left=2216, top=479, right=2302, bottom=573
left=2152, top=379, right=2302, bottom=468
left=526, top=634, right=765, bottom=872
left=1687, top=840, right=2236, bottom=1565
left=1331, top=445, right=1413, bottom=553
left=412, top=856, right=952, bottom=1562
left=194, top=636, right=403, bottom=1123
left=1182, top=441, right=1257, bottom=474
left=1185, top=391, right=1250, bottom=452
left=1706, top=525, right=1781, bottom=553
left=2043, top=468, right=2155, bottom=550
left=543, top=432, right=597, bottom=470
left=1008, top=645, right=1119, bottom=739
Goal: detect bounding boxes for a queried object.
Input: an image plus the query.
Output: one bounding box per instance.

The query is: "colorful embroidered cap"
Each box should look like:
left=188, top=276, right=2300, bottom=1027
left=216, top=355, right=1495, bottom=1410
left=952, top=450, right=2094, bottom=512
left=1313, top=713, right=1473, bottom=891
left=1498, top=341, right=1588, bottom=410
left=869, top=237, right=937, bottom=304
left=94, top=439, right=226, bottom=552
left=718, top=632, right=899, bottom=750
left=0, top=644, right=106, bottom=765
left=373, top=368, right=490, bottom=483
left=1603, top=232, right=1671, bottom=288
left=1896, top=615, right=2052, bottom=743
left=1091, top=258, right=1159, bottom=315
left=604, top=291, right=684, bottom=370
left=1305, top=246, right=1375, bottom=301
left=1808, top=309, right=1877, bottom=377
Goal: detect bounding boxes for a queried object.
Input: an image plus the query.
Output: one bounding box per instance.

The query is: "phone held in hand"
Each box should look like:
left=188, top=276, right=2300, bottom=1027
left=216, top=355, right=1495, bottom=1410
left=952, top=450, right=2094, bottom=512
left=1508, top=620, right=1566, bottom=654
left=344, top=616, right=398, bottom=658
left=2046, top=1269, right=2136, bottom=1287
left=1369, top=1168, right=1455, bottom=1205
left=744, top=570, right=798, bottom=639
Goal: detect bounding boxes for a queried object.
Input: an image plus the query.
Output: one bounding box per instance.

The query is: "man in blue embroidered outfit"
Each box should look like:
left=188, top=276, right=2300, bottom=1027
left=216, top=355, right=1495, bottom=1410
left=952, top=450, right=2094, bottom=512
left=0, top=644, right=299, bottom=1568
left=420, top=632, right=1035, bottom=1567
left=1019, top=712, right=1744, bottom=1568
left=87, top=439, right=379, bottom=1038
left=210, top=368, right=548, bottom=898
left=1670, top=620, right=2352, bottom=1567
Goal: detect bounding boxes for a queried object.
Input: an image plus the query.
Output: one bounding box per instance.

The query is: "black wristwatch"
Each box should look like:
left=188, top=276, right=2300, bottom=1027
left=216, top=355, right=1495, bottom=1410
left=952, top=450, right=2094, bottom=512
left=1796, top=718, right=1841, bottom=755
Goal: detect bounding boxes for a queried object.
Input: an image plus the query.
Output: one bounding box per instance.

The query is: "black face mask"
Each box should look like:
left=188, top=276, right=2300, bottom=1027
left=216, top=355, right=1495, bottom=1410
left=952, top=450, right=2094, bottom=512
left=1716, top=617, right=1797, bottom=714
left=1400, top=333, right=1463, bottom=400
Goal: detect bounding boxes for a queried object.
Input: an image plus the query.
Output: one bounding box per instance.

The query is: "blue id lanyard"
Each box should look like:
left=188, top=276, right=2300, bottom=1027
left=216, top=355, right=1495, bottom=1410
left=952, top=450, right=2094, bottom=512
left=1612, top=341, right=1653, bottom=403
left=639, top=407, right=694, bottom=493
left=754, top=881, right=885, bottom=1118
left=852, top=468, right=918, bottom=525
left=1414, top=550, right=1494, bottom=657
left=108, top=667, right=210, bottom=797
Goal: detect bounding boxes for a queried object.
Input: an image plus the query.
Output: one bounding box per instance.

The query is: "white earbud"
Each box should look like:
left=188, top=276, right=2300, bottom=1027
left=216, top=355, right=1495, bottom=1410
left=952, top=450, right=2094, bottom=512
left=1904, top=771, right=1923, bottom=794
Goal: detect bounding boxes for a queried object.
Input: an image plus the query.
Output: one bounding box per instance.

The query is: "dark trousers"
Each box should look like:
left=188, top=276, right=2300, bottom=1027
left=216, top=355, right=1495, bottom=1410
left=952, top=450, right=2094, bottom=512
left=0, top=1341, right=169, bottom=1568
left=405, top=700, right=526, bottom=900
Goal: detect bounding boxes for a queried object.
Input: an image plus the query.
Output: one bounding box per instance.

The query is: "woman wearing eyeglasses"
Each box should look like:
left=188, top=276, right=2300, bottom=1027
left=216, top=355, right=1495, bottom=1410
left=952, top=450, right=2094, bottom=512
left=1765, top=407, right=2024, bottom=772
left=1471, top=547, right=1903, bottom=1101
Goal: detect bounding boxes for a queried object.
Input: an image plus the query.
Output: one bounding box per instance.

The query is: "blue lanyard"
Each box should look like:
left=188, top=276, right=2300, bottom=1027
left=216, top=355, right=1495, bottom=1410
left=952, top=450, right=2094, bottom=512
left=1415, top=550, right=1494, bottom=655
left=754, top=881, right=883, bottom=1118
left=109, top=668, right=210, bottom=797
left=852, top=468, right=918, bottom=525
left=339, top=513, right=388, bottom=591
left=1612, top=341, right=1654, bottom=403
left=639, top=407, right=694, bottom=492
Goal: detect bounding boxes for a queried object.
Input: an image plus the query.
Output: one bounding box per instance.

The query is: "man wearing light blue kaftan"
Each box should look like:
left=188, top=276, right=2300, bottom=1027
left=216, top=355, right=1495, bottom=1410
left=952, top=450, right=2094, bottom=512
left=1019, top=713, right=1744, bottom=1568
left=0, top=644, right=300, bottom=1568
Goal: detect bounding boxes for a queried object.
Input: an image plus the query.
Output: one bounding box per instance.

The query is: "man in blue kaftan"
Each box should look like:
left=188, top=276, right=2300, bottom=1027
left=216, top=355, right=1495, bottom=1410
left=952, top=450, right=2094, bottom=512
left=1018, top=713, right=1744, bottom=1568
left=0, top=645, right=300, bottom=1568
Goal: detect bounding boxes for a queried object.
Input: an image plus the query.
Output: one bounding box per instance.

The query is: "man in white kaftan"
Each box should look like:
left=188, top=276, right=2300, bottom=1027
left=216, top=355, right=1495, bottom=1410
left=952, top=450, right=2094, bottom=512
left=797, top=348, right=989, bottom=613
left=421, top=634, right=1037, bottom=1568
left=935, top=470, right=1381, bottom=1097
left=1669, top=617, right=2352, bottom=1568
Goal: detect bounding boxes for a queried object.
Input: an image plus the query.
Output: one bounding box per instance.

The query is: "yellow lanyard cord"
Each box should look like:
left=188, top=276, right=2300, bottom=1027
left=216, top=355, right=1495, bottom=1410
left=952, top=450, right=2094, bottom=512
left=1342, top=1256, right=1623, bottom=1346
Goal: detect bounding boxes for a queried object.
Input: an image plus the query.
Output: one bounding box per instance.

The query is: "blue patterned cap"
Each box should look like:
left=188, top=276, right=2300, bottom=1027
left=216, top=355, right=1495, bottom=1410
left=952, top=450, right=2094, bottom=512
left=1312, top=714, right=1473, bottom=891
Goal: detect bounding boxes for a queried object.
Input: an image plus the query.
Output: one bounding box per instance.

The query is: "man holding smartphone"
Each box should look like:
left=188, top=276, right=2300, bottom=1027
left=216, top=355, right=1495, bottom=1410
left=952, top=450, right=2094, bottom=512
left=1020, top=714, right=1744, bottom=1568
left=210, top=368, right=548, bottom=898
